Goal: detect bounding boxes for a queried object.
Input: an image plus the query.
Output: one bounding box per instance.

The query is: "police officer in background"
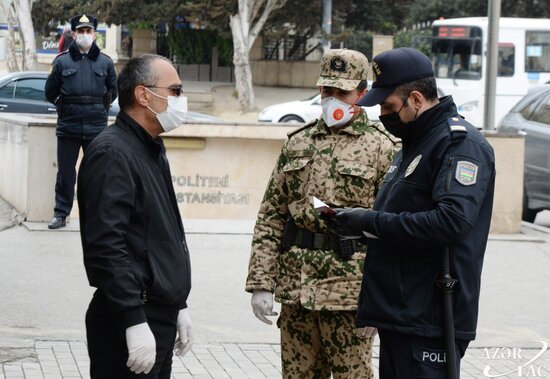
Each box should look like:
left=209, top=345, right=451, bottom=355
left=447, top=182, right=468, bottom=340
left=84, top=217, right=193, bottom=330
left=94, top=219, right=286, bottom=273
left=328, top=48, right=496, bottom=378
left=246, top=49, right=397, bottom=378
left=45, top=14, right=117, bottom=229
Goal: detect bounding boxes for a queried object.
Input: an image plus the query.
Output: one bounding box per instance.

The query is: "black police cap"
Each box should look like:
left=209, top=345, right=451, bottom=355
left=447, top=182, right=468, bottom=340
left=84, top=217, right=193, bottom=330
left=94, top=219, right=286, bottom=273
left=357, top=47, right=434, bottom=107
left=70, top=14, right=98, bottom=31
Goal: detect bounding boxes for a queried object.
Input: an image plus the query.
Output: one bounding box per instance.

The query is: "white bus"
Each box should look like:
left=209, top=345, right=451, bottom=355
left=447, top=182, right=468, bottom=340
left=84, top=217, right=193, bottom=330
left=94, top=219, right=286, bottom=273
left=431, top=17, right=550, bottom=128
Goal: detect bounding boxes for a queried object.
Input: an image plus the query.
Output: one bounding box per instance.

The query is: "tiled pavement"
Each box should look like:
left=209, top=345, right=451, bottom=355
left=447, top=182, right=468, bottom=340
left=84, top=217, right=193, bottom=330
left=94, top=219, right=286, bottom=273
left=0, top=341, right=282, bottom=379
left=2, top=340, right=549, bottom=378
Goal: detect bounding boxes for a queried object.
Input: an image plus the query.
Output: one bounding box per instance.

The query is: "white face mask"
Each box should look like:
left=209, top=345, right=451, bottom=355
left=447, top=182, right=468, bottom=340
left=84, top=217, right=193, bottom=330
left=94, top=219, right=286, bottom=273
left=75, top=33, right=94, bottom=50
left=146, top=88, right=188, bottom=132
left=321, top=96, right=355, bottom=128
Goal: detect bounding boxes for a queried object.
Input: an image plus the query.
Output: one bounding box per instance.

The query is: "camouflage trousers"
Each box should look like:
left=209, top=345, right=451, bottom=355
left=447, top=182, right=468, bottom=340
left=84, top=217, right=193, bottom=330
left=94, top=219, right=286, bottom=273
left=277, top=303, right=374, bottom=379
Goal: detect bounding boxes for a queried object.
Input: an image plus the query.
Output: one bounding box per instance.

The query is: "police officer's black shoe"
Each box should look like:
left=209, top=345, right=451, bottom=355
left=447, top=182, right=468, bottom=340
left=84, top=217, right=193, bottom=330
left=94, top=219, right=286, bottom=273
left=48, top=216, right=66, bottom=229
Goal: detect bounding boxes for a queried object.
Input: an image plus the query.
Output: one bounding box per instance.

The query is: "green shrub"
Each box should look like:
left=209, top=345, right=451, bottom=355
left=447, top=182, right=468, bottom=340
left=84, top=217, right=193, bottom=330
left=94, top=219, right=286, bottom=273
left=394, top=28, right=432, bottom=57
left=168, top=26, right=233, bottom=65
left=342, top=30, right=374, bottom=60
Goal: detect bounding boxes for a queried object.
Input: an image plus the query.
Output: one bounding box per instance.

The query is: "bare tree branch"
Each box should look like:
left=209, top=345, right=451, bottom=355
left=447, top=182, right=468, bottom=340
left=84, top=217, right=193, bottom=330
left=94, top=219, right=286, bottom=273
left=250, top=0, right=264, bottom=23
left=15, top=1, right=31, bottom=70
left=230, top=0, right=287, bottom=111
left=0, top=2, right=21, bottom=72
left=249, top=0, right=286, bottom=50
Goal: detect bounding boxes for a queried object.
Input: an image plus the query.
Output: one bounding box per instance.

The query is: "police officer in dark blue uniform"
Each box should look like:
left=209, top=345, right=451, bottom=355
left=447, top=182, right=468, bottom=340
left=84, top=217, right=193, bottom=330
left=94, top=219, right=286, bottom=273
left=327, top=48, right=496, bottom=378
left=45, top=14, right=117, bottom=229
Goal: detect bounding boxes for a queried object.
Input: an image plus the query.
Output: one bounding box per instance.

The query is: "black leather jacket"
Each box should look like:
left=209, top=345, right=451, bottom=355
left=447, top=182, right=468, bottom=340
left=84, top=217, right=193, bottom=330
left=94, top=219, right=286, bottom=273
left=78, top=112, right=191, bottom=328
left=45, top=41, right=117, bottom=138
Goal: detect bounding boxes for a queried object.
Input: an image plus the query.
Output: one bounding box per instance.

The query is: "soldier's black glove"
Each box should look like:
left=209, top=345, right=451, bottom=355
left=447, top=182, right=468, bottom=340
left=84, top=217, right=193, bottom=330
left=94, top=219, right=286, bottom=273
left=326, top=207, right=371, bottom=237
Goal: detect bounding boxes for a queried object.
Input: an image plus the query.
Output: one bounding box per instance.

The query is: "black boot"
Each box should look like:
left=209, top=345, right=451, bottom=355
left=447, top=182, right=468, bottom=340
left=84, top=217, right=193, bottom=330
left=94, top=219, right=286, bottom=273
left=48, top=216, right=66, bottom=229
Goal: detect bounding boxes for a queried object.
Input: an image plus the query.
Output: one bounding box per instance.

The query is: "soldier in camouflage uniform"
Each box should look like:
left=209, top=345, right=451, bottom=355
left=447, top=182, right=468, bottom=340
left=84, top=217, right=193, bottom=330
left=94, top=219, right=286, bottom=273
left=245, top=49, right=398, bottom=378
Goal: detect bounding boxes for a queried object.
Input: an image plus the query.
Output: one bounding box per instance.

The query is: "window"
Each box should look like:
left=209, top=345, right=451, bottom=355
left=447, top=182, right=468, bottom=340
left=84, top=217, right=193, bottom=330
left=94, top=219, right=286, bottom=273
left=0, top=81, right=15, bottom=99
left=498, top=43, right=514, bottom=77
left=13, top=79, right=46, bottom=101
left=431, top=26, right=483, bottom=80
left=529, top=92, right=550, bottom=125
left=520, top=96, right=543, bottom=120
left=525, top=31, right=550, bottom=72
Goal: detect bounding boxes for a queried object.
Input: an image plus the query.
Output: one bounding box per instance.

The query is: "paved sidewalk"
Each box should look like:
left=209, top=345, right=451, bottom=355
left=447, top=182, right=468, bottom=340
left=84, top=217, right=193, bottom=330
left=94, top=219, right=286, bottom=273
left=2, top=339, right=550, bottom=378
left=1, top=198, right=550, bottom=378
left=1, top=341, right=283, bottom=379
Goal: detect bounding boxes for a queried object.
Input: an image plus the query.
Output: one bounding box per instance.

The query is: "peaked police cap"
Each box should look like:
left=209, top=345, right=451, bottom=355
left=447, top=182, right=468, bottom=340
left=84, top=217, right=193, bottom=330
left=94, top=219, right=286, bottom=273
left=70, top=14, right=98, bottom=31
left=357, top=47, right=434, bottom=106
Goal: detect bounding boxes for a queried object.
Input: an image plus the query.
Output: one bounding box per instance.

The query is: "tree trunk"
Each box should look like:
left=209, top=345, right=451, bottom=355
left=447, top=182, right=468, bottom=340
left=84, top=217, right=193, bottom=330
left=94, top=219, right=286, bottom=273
left=0, top=2, right=20, bottom=72
left=229, top=0, right=286, bottom=112
left=230, top=12, right=256, bottom=113
left=14, top=0, right=37, bottom=71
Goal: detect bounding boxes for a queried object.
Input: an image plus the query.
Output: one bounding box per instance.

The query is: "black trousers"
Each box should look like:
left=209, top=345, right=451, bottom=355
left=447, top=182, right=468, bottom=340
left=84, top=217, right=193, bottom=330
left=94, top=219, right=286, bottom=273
left=54, top=136, right=92, bottom=218
left=378, top=329, right=470, bottom=379
left=86, top=292, right=177, bottom=379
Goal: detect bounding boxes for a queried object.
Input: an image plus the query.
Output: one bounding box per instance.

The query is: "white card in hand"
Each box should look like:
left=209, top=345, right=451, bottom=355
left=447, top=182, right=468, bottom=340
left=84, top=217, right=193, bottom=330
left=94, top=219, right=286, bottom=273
left=312, top=197, right=336, bottom=216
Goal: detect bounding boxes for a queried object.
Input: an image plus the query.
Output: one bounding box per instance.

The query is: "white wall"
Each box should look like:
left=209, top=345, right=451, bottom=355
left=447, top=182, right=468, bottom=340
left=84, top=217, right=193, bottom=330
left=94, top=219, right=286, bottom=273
left=0, top=114, right=524, bottom=233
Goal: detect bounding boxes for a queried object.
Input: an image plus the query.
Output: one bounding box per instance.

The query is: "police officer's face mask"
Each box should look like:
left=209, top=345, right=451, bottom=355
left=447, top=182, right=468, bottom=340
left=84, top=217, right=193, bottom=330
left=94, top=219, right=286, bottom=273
left=379, top=94, right=418, bottom=140
left=75, top=33, right=94, bottom=50
left=321, top=97, right=356, bottom=128
left=146, top=88, right=188, bottom=133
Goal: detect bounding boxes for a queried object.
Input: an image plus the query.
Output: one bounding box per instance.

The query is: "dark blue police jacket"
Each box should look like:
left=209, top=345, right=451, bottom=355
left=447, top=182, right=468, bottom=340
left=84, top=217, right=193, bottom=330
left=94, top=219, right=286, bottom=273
left=45, top=41, right=117, bottom=138
left=357, top=96, right=496, bottom=341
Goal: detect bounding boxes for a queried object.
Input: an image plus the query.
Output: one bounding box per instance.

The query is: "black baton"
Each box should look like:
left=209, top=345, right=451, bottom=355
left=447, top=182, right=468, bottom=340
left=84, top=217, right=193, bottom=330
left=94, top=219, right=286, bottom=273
left=436, top=247, right=458, bottom=379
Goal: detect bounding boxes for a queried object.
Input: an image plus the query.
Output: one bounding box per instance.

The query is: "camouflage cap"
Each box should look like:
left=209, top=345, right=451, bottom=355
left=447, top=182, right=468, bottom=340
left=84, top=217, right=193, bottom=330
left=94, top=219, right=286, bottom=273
left=316, top=49, right=369, bottom=91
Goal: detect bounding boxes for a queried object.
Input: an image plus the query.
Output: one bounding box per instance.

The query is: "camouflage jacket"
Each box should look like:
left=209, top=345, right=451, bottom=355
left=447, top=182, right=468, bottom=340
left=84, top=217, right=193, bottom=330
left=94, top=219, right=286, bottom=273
left=245, top=112, right=397, bottom=311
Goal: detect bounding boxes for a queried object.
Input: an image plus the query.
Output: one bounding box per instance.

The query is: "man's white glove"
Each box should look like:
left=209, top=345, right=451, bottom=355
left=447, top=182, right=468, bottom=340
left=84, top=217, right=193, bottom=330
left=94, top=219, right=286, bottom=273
left=126, top=322, right=156, bottom=374
left=355, top=326, right=378, bottom=339
left=174, top=308, right=193, bottom=356
left=251, top=290, right=278, bottom=325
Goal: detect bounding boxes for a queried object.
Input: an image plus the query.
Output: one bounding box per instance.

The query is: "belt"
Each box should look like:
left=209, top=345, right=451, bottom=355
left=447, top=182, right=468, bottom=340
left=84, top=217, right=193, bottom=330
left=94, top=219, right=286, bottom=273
left=62, top=96, right=104, bottom=104
left=293, top=228, right=367, bottom=252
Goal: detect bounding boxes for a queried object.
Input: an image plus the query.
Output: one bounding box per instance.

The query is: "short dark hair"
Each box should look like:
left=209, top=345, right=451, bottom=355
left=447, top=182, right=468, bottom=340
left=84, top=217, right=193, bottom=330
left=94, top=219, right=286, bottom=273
left=394, top=76, right=438, bottom=103
left=117, top=54, right=172, bottom=111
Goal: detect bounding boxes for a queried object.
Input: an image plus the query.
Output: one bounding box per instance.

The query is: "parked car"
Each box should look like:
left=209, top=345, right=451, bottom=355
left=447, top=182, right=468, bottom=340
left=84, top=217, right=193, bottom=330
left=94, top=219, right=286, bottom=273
left=258, top=93, right=381, bottom=123
left=0, top=71, right=120, bottom=116
left=0, top=71, right=222, bottom=122
left=0, top=71, right=58, bottom=115
left=497, top=84, right=550, bottom=222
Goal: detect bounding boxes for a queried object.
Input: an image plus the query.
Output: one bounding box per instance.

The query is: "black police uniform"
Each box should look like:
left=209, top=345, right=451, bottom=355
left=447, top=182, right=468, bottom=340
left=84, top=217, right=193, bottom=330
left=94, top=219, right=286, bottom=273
left=356, top=96, right=496, bottom=378
left=78, top=112, right=191, bottom=378
left=45, top=15, right=117, bottom=226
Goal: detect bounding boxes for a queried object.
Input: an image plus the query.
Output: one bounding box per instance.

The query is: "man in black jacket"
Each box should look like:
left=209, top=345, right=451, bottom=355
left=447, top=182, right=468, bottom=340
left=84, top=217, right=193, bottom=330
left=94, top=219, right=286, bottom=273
left=328, top=48, right=496, bottom=378
left=45, top=14, right=117, bottom=229
left=78, top=54, right=191, bottom=378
